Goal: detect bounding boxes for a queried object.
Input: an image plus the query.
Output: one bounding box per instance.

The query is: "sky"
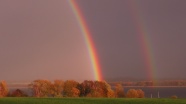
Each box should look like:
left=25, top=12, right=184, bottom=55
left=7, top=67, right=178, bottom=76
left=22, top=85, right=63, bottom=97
left=0, top=0, right=186, bottom=81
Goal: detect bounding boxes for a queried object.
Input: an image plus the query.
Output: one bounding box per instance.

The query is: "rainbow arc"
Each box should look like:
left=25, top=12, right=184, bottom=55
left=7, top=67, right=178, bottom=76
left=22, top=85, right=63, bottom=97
left=68, top=0, right=102, bottom=81
left=127, top=0, right=156, bottom=81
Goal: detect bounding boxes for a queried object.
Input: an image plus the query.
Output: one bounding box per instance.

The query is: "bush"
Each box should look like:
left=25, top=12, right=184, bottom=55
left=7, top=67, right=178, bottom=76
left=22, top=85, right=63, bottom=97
left=171, top=95, right=178, bottom=99
left=126, top=89, right=138, bottom=98
left=126, top=89, right=145, bottom=98
left=136, top=89, right=145, bottom=98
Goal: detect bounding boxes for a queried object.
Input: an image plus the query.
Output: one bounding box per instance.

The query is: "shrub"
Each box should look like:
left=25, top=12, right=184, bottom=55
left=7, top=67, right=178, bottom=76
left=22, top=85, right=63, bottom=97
left=126, top=89, right=138, bottom=98
left=136, top=89, right=145, bottom=98
left=171, top=95, right=178, bottom=99
left=126, top=89, right=145, bottom=98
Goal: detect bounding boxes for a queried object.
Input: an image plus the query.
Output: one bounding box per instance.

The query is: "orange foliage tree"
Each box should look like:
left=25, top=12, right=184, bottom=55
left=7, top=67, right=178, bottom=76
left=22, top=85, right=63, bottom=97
left=77, top=80, right=94, bottom=97
left=29, top=80, right=52, bottom=97
left=126, top=89, right=145, bottom=98
left=0, top=81, right=9, bottom=97
left=86, top=81, right=105, bottom=97
left=107, top=89, right=115, bottom=98
left=71, top=87, right=80, bottom=97
left=85, top=81, right=114, bottom=98
left=114, top=83, right=124, bottom=97
left=63, top=80, right=79, bottom=97
left=126, top=89, right=138, bottom=98
left=136, top=89, right=145, bottom=98
left=50, top=80, right=64, bottom=97
left=102, top=81, right=115, bottom=98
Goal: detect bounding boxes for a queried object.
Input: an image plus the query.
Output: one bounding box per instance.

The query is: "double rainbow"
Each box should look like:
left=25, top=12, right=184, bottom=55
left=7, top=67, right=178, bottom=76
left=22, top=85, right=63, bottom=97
left=68, top=0, right=156, bottom=81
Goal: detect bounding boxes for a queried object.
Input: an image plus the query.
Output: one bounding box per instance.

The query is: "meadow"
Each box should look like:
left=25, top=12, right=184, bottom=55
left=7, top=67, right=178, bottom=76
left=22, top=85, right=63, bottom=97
left=0, top=98, right=186, bottom=104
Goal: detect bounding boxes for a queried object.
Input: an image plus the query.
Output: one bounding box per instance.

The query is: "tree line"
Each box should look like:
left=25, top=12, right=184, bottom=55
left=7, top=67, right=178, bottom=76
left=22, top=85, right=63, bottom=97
left=0, top=80, right=144, bottom=98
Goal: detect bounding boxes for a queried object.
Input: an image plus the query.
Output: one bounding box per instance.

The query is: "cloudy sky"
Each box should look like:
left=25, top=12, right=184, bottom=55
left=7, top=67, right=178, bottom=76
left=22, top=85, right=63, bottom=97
left=0, top=0, right=186, bottom=81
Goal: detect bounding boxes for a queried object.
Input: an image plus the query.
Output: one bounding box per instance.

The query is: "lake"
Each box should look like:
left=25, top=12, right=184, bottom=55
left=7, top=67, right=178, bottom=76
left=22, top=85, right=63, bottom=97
left=124, top=86, right=186, bottom=98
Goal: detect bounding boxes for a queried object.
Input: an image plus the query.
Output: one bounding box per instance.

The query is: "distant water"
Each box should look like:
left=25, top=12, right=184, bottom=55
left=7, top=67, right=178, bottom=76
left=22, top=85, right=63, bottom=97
left=124, top=86, right=186, bottom=98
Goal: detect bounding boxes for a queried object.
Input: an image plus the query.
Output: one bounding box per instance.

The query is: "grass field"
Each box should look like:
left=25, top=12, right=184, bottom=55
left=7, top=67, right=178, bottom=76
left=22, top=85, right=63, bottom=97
left=0, top=97, right=186, bottom=104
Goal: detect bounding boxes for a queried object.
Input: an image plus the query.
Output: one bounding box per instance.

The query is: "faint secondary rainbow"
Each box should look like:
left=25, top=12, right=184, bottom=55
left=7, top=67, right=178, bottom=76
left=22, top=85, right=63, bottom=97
left=128, top=1, right=157, bottom=81
left=68, top=0, right=102, bottom=81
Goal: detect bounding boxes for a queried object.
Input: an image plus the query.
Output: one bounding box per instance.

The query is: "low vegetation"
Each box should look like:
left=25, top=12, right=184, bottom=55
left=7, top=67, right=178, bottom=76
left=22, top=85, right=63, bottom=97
left=171, top=95, right=178, bottom=99
left=126, top=89, right=144, bottom=98
left=0, top=98, right=186, bottom=104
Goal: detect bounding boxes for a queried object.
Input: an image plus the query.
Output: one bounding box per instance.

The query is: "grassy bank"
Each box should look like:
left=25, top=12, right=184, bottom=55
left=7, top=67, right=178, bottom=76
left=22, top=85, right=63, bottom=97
left=0, top=97, right=186, bottom=104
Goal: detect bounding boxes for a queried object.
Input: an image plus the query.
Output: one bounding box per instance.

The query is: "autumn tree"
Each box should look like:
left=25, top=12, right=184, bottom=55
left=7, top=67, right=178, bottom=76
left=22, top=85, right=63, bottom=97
left=63, top=80, right=79, bottom=97
left=126, top=89, right=138, bottom=98
left=77, top=80, right=94, bottom=97
left=84, top=81, right=114, bottom=98
left=126, top=89, right=145, bottom=98
left=50, top=80, right=64, bottom=97
left=0, top=81, right=9, bottom=97
left=71, top=87, right=80, bottom=97
left=107, top=89, right=115, bottom=98
left=136, top=89, right=145, bottom=98
left=87, top=81, right=106, bottom=97
left=29, top=80, right=52, bottom=97
left=114, top=83, right=124, bottom=98
left=93, top=81, right=105, bottom=97
left=101, top=81, right=115, bottom=98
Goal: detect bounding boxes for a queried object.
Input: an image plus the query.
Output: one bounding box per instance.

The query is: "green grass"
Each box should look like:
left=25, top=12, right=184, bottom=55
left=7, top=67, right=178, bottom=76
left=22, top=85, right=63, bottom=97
left=0, top=97, right=186, bottom=104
